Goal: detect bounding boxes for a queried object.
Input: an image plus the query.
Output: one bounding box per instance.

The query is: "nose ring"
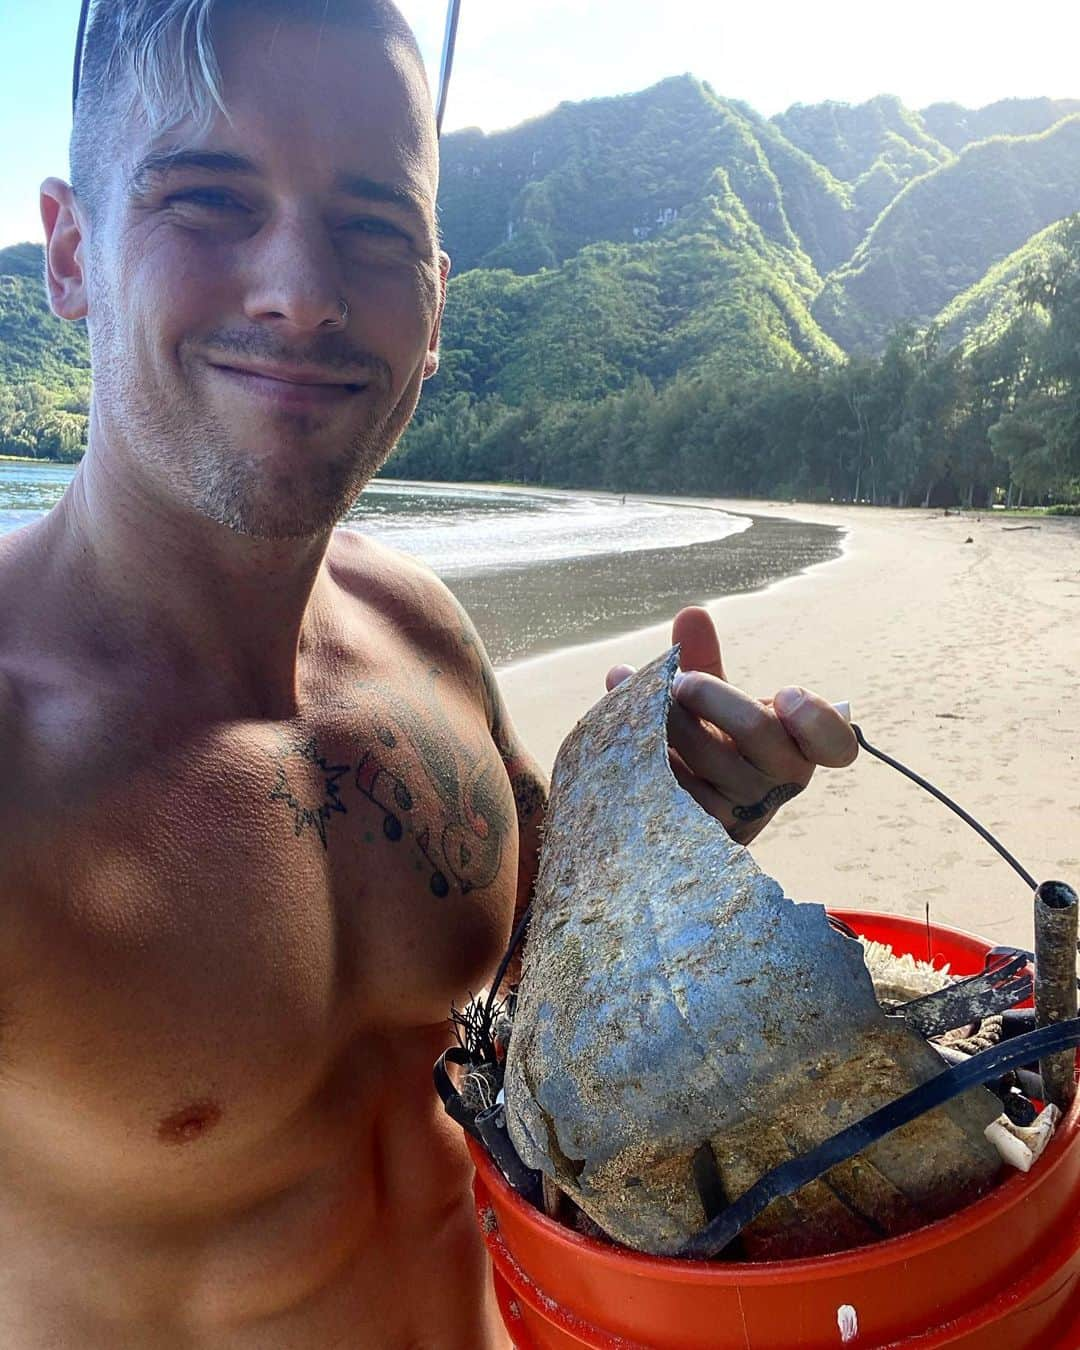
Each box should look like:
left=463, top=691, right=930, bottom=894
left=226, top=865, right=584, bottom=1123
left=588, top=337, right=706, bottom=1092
left=337, top=298, right=349, bottom=326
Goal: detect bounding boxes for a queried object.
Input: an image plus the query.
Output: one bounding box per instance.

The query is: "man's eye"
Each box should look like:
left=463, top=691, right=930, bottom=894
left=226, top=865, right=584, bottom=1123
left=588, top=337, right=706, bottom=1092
left=343, top=217, right=408, bottom=239
left=167, top=189, right=248, bottom=212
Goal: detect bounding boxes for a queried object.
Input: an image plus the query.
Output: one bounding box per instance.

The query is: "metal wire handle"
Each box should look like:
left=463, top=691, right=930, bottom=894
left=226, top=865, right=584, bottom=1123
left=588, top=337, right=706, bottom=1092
left=72, top=0, right=92, bottom=112
left=435, top=0, right=463, bottom=138
left=851, top=725, right=1038, bottom=891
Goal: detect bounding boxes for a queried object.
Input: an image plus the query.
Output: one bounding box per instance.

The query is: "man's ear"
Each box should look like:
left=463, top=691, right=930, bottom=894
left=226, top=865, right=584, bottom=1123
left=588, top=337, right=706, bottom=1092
left=40, top=179, right=88, bottom=321
left=423, top=251, right=451, bottom=380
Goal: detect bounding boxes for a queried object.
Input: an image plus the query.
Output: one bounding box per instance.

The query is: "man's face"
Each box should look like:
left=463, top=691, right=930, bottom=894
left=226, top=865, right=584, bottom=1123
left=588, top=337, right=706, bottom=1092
left=77, top=16, right=445, bottom=539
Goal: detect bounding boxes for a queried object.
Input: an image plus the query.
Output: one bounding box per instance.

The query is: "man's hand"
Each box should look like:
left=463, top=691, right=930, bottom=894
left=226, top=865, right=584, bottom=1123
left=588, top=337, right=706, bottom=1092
left=606, top=606, right=857, bottom=845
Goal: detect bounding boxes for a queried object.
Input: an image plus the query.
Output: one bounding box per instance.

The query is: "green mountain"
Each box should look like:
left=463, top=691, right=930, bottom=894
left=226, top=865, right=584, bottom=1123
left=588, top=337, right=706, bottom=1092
left=775, top=94, right=949, bottom=184
left=438, top=76, right=838, bottom=283
left=773, top=94, right=951, bottom=234
left=3, top=79, right=1080, bottom=502
left=0, top=243, right=89, bottom=389
left=425, top=76, right=859, bottom=421
left=935, top=218, right=1072, bottom=350
left=920, top=97, right=1080, bottom=152
left=814, top=115, right=1080, bottom=351
left=0, top=242, right=90, bottom=459
left=432, top=186, right=842, bottom=418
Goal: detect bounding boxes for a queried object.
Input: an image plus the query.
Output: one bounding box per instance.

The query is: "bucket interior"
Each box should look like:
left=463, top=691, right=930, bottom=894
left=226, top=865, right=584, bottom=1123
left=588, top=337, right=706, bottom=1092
left=473, top=910, right=1080, bottom=1349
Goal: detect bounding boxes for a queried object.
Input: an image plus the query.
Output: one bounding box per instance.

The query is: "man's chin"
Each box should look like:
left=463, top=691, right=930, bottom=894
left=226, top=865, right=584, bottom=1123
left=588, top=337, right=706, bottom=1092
left=187, top=453, right=373, bottom=541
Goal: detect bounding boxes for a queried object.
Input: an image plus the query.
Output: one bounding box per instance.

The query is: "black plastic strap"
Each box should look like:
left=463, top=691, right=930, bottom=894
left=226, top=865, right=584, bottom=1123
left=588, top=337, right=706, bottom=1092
left=474, top=1103, right=543, bottom=1201
left=679, top=1017, right=1080, bottom=1259
left=433, top=1046, right=483, bottom=1140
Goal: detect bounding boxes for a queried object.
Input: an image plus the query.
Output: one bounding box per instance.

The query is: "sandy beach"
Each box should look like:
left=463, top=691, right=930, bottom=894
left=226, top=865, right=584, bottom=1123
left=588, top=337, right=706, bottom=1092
left=498, top=502, right=1080, bottom=950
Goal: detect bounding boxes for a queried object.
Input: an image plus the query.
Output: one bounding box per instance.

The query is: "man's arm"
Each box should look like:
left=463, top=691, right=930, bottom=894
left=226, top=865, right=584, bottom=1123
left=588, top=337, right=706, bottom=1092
left=484, top=665, right=548, bottom=943
left=453, top=600, right=548, bottom=979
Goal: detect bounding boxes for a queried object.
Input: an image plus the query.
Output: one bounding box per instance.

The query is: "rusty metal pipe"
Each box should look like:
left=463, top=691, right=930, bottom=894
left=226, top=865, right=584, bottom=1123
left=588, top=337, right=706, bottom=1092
left=1034, top=880, right=1079, bottom=1110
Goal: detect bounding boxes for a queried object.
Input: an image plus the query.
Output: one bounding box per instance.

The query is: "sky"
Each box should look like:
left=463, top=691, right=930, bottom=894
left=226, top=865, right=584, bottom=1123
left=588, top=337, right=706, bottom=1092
left=3, top=0, right=1080, bottom=248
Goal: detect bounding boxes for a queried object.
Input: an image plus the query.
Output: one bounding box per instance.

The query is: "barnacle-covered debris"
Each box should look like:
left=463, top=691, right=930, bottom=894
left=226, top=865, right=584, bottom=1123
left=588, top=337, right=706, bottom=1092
left=861, top=940, right=952, bottom=1003
left=1033, top=880, right=1079, bottom=1109
left=503, top=648, right=1003, bottom=1259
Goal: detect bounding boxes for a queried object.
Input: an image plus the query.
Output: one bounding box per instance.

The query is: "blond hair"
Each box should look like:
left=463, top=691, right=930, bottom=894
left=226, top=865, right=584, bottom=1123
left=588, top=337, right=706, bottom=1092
left=71, top=0, right=424, bottom=211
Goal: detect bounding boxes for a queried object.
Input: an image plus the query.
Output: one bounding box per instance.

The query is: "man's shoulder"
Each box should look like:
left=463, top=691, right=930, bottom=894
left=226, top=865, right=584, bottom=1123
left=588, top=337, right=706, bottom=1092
left=325, top=526, right=502, bottom=734
left=327, top=526, right=468, bottom=641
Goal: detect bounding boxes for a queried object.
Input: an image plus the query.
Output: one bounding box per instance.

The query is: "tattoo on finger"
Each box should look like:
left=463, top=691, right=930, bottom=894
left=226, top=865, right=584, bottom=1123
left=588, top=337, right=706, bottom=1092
left=732, top=782, right=804, bottom=823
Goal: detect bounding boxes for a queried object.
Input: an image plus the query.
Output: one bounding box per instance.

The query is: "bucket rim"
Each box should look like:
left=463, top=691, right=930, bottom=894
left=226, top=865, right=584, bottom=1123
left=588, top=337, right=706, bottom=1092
left=827, top=906, right=998, bottom=962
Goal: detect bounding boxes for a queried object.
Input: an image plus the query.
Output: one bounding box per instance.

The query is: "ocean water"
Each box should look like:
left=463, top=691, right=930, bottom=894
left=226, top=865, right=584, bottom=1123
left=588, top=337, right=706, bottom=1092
left=0, top=465, right=747, bottom=568
left=0, top=463, right=842, bottom=663
left=344, top=480, right=750, bottom=574
left=0, top=461, right=76, bottom=534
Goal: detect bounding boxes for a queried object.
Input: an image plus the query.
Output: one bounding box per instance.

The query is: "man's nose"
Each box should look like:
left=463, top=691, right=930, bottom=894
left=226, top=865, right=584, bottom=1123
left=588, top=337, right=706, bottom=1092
left=242, top=214, right=346, bottom=334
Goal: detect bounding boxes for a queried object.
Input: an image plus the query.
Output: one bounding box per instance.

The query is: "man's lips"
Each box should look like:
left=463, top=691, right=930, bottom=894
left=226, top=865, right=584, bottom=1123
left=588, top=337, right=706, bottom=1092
left=208, top=361, right=369, bottom=406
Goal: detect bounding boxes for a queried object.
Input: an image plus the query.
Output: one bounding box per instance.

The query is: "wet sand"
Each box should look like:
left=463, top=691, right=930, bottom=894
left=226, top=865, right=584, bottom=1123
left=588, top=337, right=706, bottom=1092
left=449, top=512, right=843, bottom=666
left=497, top=501, right=1080, bottom=949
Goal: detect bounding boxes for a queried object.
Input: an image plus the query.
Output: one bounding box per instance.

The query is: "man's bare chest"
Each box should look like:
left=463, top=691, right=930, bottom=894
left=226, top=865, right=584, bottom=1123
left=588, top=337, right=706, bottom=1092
left=0, top=668, right=516, bottom=1188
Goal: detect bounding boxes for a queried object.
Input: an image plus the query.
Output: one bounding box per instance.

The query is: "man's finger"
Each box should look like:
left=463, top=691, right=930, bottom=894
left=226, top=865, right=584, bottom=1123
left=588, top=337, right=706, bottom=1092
left=673, top=670, right=805, bottom=780
left=671, top=607, right=727, bottom=681
left=773, top=686, right=859, bottom=768
left=668, top=702, right=780, bottom=806
left=605, top=663, right=635, bottom=693
left=668, top=745, right=778, bottom=847
left=667, top=745, right=733, bottom=822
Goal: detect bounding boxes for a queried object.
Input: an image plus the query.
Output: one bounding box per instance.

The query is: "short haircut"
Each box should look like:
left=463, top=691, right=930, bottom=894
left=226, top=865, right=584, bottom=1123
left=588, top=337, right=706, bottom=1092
left=70, top=0, right=428, bottom=215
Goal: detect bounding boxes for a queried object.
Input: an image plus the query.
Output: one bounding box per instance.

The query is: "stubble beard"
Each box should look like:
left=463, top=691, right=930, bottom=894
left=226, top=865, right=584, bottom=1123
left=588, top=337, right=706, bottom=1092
left=91, top=300, right=420, bottom=541
left=180, top=397, right=401, bottom=541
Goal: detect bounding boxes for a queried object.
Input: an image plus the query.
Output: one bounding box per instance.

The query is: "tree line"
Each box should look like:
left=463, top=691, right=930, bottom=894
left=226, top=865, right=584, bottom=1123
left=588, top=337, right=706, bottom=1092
left=3, top=218, right=1079, bottom=508
left=390, top=217, right=1080, bottom=508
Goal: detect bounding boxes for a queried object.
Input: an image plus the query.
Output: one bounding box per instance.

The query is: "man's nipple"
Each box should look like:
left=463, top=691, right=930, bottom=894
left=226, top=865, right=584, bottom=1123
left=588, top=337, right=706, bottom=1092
left=157, top=1099, right=223, bottom=1145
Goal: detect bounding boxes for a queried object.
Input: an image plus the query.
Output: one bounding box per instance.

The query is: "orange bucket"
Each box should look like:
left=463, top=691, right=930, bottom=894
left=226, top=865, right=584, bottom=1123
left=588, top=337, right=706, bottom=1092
left=471, top=910, right=1080, bottom=1348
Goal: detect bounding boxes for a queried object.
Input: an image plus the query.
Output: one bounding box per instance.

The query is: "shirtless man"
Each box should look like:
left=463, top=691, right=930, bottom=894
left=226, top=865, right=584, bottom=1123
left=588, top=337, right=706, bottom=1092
left=0, top=2, right=856, bottom=1345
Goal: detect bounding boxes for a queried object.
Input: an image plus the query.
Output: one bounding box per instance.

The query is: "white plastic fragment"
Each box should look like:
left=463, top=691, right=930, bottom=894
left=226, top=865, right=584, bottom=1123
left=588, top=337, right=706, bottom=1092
left=984, top=1104, right=1062, bottom=1172
left=833, top=700, right=852, bottom=723
left=837, top=1304, right=859, bottom=1342
left=860, top=938, right=952, bottom=1001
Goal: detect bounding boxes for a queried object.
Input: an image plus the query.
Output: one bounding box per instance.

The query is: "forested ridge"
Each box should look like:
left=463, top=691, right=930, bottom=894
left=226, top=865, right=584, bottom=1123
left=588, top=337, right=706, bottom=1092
left=2, top=81, right=1079, bottom=506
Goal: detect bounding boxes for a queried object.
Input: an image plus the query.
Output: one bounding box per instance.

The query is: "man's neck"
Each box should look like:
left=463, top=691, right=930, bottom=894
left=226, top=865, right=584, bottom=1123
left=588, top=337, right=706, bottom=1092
left=46, top=446, right=336, bottom=720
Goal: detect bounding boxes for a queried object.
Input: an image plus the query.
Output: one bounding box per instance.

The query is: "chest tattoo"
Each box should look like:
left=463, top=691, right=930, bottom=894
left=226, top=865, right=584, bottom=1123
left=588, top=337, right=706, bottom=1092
left=267, top=670, right=512, bottom=898
left=268, top=736, right=350, bottom=848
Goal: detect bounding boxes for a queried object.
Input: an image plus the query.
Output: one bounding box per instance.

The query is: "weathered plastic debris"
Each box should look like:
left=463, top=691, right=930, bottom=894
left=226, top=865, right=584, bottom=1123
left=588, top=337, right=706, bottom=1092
left=986, top=1103, right=1061, bottom=1172
left=893, top=952, right=1031, bottom=1038
left=503, top=648, right=1003, bottom=1259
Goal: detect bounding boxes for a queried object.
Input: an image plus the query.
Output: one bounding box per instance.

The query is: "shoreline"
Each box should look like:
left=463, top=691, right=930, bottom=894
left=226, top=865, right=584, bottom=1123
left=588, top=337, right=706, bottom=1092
left=498, top=499, right=1080, bottom=949
left=448, top=508, right=844, bottom=667
left=495, top=509, right=853, bottom=677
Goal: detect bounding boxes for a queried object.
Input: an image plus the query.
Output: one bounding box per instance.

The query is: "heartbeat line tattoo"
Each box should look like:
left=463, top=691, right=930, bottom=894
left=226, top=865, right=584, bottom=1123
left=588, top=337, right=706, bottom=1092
left=268, top=736, right=349, bottom=849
